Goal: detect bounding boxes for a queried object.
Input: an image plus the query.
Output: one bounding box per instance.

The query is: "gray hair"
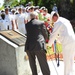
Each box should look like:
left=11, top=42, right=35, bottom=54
left=30, top=12, right=38, bottom=19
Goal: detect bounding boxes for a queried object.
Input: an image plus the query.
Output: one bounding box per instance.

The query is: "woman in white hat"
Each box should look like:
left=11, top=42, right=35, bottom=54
left=48, top=11, right=75, bottom=75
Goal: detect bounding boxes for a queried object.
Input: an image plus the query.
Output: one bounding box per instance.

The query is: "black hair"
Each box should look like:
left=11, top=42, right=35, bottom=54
left=53, top=13, right=58, bottom=17
left=1, top=14, right=5, bottom=20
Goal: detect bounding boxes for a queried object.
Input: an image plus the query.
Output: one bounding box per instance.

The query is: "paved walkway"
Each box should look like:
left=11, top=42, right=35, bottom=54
left=25, top=60, right=75, bottom=75
left=38, top=60, right=75, bottom=75
left=38, top=60, right=64, bottom=75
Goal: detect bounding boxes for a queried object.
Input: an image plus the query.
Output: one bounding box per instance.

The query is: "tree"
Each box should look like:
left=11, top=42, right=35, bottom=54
left=59, top=0, right=75, bottom=20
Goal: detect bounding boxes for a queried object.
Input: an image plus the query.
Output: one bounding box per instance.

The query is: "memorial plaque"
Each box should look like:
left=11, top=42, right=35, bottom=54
left=0, top=30, right=26, bottom=46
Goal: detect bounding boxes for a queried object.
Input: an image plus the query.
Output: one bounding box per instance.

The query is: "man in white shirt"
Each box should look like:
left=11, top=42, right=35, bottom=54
left=5, top=7, right=13, bottom=30
left=48, top=11, right=75, bottom=75
left=0, top=9, right=13, bottom=30
left=0, top=12, right=7, bottom=30
left=11, top=8, right=17, bottom=30
left=15, top=7, right=27, bottom=35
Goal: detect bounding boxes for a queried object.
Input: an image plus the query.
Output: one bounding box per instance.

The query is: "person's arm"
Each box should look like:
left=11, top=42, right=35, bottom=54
left=48, top=23, right=63, bottom=46
left=15, top=19, right=18, bottom=29
left=11, top=20, right=14, bottom=30
left=24, top=18, right=28, bottom=24
left=15, top=15, right=18, bottom=29
left=41, top=23, right=48, bottom=41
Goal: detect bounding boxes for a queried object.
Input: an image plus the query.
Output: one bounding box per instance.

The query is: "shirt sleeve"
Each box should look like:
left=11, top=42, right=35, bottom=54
left=48, top=22, right=63, bottom=46
left=15, top=14, right=18, bottom=20
left=41, top=23, right=48, bottom=41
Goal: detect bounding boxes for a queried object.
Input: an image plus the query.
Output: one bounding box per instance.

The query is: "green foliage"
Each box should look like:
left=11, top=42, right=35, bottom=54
left=11, top=0, right=19, bottom=7
left=70, top=0, right=73, bottom=3
left=20, top=0, right=26, bottom=6
left=37, top=0, right=42, bottom=6
left=0, top=6, right=4, bottom=10
left=59, top=0, right=75, bottom=20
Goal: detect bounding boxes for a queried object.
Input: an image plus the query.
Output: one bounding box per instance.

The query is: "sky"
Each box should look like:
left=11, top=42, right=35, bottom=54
left=0, top=0, right=4, bottom=7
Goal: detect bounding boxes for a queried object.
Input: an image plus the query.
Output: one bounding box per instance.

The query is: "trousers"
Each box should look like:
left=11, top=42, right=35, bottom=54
left=26, top=50, right=50, bottom=75
left=62, top=43, right=75, bottom=75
